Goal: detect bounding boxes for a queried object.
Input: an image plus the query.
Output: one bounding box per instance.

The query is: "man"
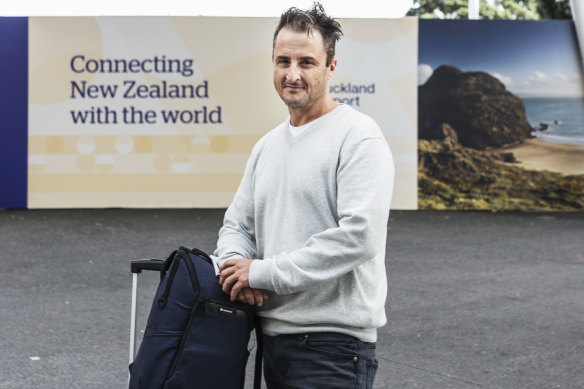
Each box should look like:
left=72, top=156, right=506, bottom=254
left=215, top=3, right=394, bottom=388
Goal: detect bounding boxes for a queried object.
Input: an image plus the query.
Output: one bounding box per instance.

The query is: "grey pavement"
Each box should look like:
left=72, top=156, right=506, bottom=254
left=0, top=209, right=583, bottom=388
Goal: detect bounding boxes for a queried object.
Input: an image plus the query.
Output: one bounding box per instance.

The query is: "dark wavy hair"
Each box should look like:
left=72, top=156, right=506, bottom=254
left=273, top=2, right=343, bottom=66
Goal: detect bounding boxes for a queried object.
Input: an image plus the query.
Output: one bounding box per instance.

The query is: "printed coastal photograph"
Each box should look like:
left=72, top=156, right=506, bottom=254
left=418, top=19, right=584, bottom=210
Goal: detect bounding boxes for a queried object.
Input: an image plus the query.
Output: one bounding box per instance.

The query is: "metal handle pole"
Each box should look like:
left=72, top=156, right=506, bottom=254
left=129, top=272, right=139, bottom=365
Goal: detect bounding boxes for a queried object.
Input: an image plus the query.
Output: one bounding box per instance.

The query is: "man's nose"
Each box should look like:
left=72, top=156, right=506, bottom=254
left=286, top=64, right=301, bottom=82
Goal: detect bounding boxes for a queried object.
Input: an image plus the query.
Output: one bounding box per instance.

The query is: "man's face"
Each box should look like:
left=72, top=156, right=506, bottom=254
left=273, top=27, right=336, bottom=111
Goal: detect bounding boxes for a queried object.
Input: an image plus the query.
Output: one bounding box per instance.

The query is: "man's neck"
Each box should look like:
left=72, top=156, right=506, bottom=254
left=289, top=98, right=339, bottom=127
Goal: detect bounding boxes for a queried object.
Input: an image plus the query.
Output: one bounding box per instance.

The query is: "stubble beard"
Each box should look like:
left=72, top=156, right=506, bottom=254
left=282, top=96, right=307, bottom=109
left=279, top=85, right=308, bottom=109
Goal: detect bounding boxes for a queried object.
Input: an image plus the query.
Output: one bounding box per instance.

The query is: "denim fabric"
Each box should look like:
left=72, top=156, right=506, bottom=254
left=263, top=332, right=378, bottom=389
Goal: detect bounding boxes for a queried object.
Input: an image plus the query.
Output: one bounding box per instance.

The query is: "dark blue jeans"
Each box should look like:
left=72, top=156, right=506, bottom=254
left=263, top=332, right=378, bottom=389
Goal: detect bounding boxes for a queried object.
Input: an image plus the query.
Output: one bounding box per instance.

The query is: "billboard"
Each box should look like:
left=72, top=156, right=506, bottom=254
left=6, top=16, right=582, bottom=211
left=22, top=16, right=418, bottom=209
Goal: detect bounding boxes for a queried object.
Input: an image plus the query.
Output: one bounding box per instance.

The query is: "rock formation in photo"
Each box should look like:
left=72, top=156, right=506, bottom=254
left=418, top=65, right=532, bottom=150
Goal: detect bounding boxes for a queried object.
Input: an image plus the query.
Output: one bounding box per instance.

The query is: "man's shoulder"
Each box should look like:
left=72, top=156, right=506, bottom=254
left=332, top=105, right=383, bottom=140
left=250, top=120, right=288, bottom=154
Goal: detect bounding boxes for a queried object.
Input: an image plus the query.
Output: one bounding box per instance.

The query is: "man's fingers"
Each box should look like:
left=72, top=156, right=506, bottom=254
left=235, top=291, right=247, bottom=304
left=218, top=263, right=234, bottom=285
left=251, top=289, right=262, bottom=306
left=230, top=281, right=242, bottom=302
left=242, top=288, right=255, bottom=305
left=252, top=289, right=265, bottom=307
left=221, top=273, right=236, bottom=295
left=219, top=258, right=232, bottom=270
left=219, top=258, right=243, bottom=285
left=233, top=288, right=269, bottom=306
left=217, top=258, right=252, bottom=300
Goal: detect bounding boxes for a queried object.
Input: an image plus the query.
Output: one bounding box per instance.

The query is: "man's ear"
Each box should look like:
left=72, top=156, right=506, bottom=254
left=327, top=58, right=337, bottom=80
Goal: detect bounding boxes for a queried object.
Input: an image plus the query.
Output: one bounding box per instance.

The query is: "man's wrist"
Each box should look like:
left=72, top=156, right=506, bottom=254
left=248, top=258, right=274, bottom=292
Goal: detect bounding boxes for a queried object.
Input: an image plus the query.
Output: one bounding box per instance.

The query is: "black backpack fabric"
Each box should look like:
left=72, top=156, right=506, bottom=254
left=129, top=246, right=262, bottom=389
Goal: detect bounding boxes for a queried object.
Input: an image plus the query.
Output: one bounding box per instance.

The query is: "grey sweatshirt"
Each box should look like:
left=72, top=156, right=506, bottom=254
left=214, top=104, right=394, bottom=342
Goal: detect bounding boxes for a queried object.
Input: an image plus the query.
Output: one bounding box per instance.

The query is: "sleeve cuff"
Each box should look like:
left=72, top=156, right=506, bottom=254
left=249, top=258, right=275, bottom=292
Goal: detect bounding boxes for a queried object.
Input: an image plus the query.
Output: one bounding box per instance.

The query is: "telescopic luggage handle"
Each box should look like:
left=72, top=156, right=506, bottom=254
left=129, top=258, right=164, bottom=369
left=131, top=259, right=164, bottom=273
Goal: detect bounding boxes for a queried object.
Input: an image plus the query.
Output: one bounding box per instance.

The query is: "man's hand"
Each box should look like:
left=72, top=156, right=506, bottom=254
left=235, top=287, right=269, bottom=307
left=219, top=258, right=267, bottom=304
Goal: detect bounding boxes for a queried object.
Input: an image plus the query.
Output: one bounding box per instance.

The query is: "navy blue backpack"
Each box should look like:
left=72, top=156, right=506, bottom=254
left=129, top=246, right=262, bottom=389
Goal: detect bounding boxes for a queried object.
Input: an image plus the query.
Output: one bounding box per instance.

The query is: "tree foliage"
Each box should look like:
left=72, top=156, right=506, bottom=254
left=536, top=0, right=572, bottom=19
left=406, top=0, right=572, bottom=20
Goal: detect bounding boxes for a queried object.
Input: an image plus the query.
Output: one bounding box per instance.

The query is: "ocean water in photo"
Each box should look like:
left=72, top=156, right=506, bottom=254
left=521, top=97, right=584, bottom=145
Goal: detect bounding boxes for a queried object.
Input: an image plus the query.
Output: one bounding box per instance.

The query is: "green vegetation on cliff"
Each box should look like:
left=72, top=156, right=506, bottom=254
left=418, top=137, right=584, bottom=210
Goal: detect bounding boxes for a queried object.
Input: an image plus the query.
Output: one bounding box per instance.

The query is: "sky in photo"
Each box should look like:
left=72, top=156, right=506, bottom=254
left=418, top=19, right=584, bottom=98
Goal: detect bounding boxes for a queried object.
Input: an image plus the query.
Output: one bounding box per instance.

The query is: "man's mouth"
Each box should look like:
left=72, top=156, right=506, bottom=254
left=284, top=83, right=305, bottom=90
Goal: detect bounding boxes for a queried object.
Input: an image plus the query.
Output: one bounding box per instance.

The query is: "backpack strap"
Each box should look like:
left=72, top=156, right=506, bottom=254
left=160, top=249, right=178, bottom=283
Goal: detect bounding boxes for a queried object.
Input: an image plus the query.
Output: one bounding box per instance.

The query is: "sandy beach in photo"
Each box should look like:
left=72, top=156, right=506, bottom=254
left=502, top=138, right=584, bottom=175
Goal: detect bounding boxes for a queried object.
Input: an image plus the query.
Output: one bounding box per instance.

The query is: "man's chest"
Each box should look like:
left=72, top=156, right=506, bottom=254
left=253, top=140, right=340, bottom=206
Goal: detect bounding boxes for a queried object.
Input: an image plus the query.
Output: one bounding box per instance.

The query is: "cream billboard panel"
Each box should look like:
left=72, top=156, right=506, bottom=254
left=28, top=16, right=417, bottom=209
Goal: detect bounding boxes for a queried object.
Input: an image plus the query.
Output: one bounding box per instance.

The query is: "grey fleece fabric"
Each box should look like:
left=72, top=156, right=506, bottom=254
left=213, top=104, right=394, bottom=342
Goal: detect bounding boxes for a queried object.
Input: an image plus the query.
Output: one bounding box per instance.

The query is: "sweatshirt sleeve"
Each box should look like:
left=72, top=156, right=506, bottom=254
left=249, top=136, right=395, bottom=294
left=212, top=145, right=259, bottom=267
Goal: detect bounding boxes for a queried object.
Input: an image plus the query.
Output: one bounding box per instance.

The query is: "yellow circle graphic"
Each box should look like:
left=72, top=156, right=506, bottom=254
left=46, top=136, right=65, bottom=154
left=210, top=136, right=230, bottom=153
left=135, top=136, right=154, bottom=153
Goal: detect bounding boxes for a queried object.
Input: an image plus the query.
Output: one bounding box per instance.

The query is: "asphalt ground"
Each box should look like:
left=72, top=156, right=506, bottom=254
left=0, top=209, right=583, bottom=388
